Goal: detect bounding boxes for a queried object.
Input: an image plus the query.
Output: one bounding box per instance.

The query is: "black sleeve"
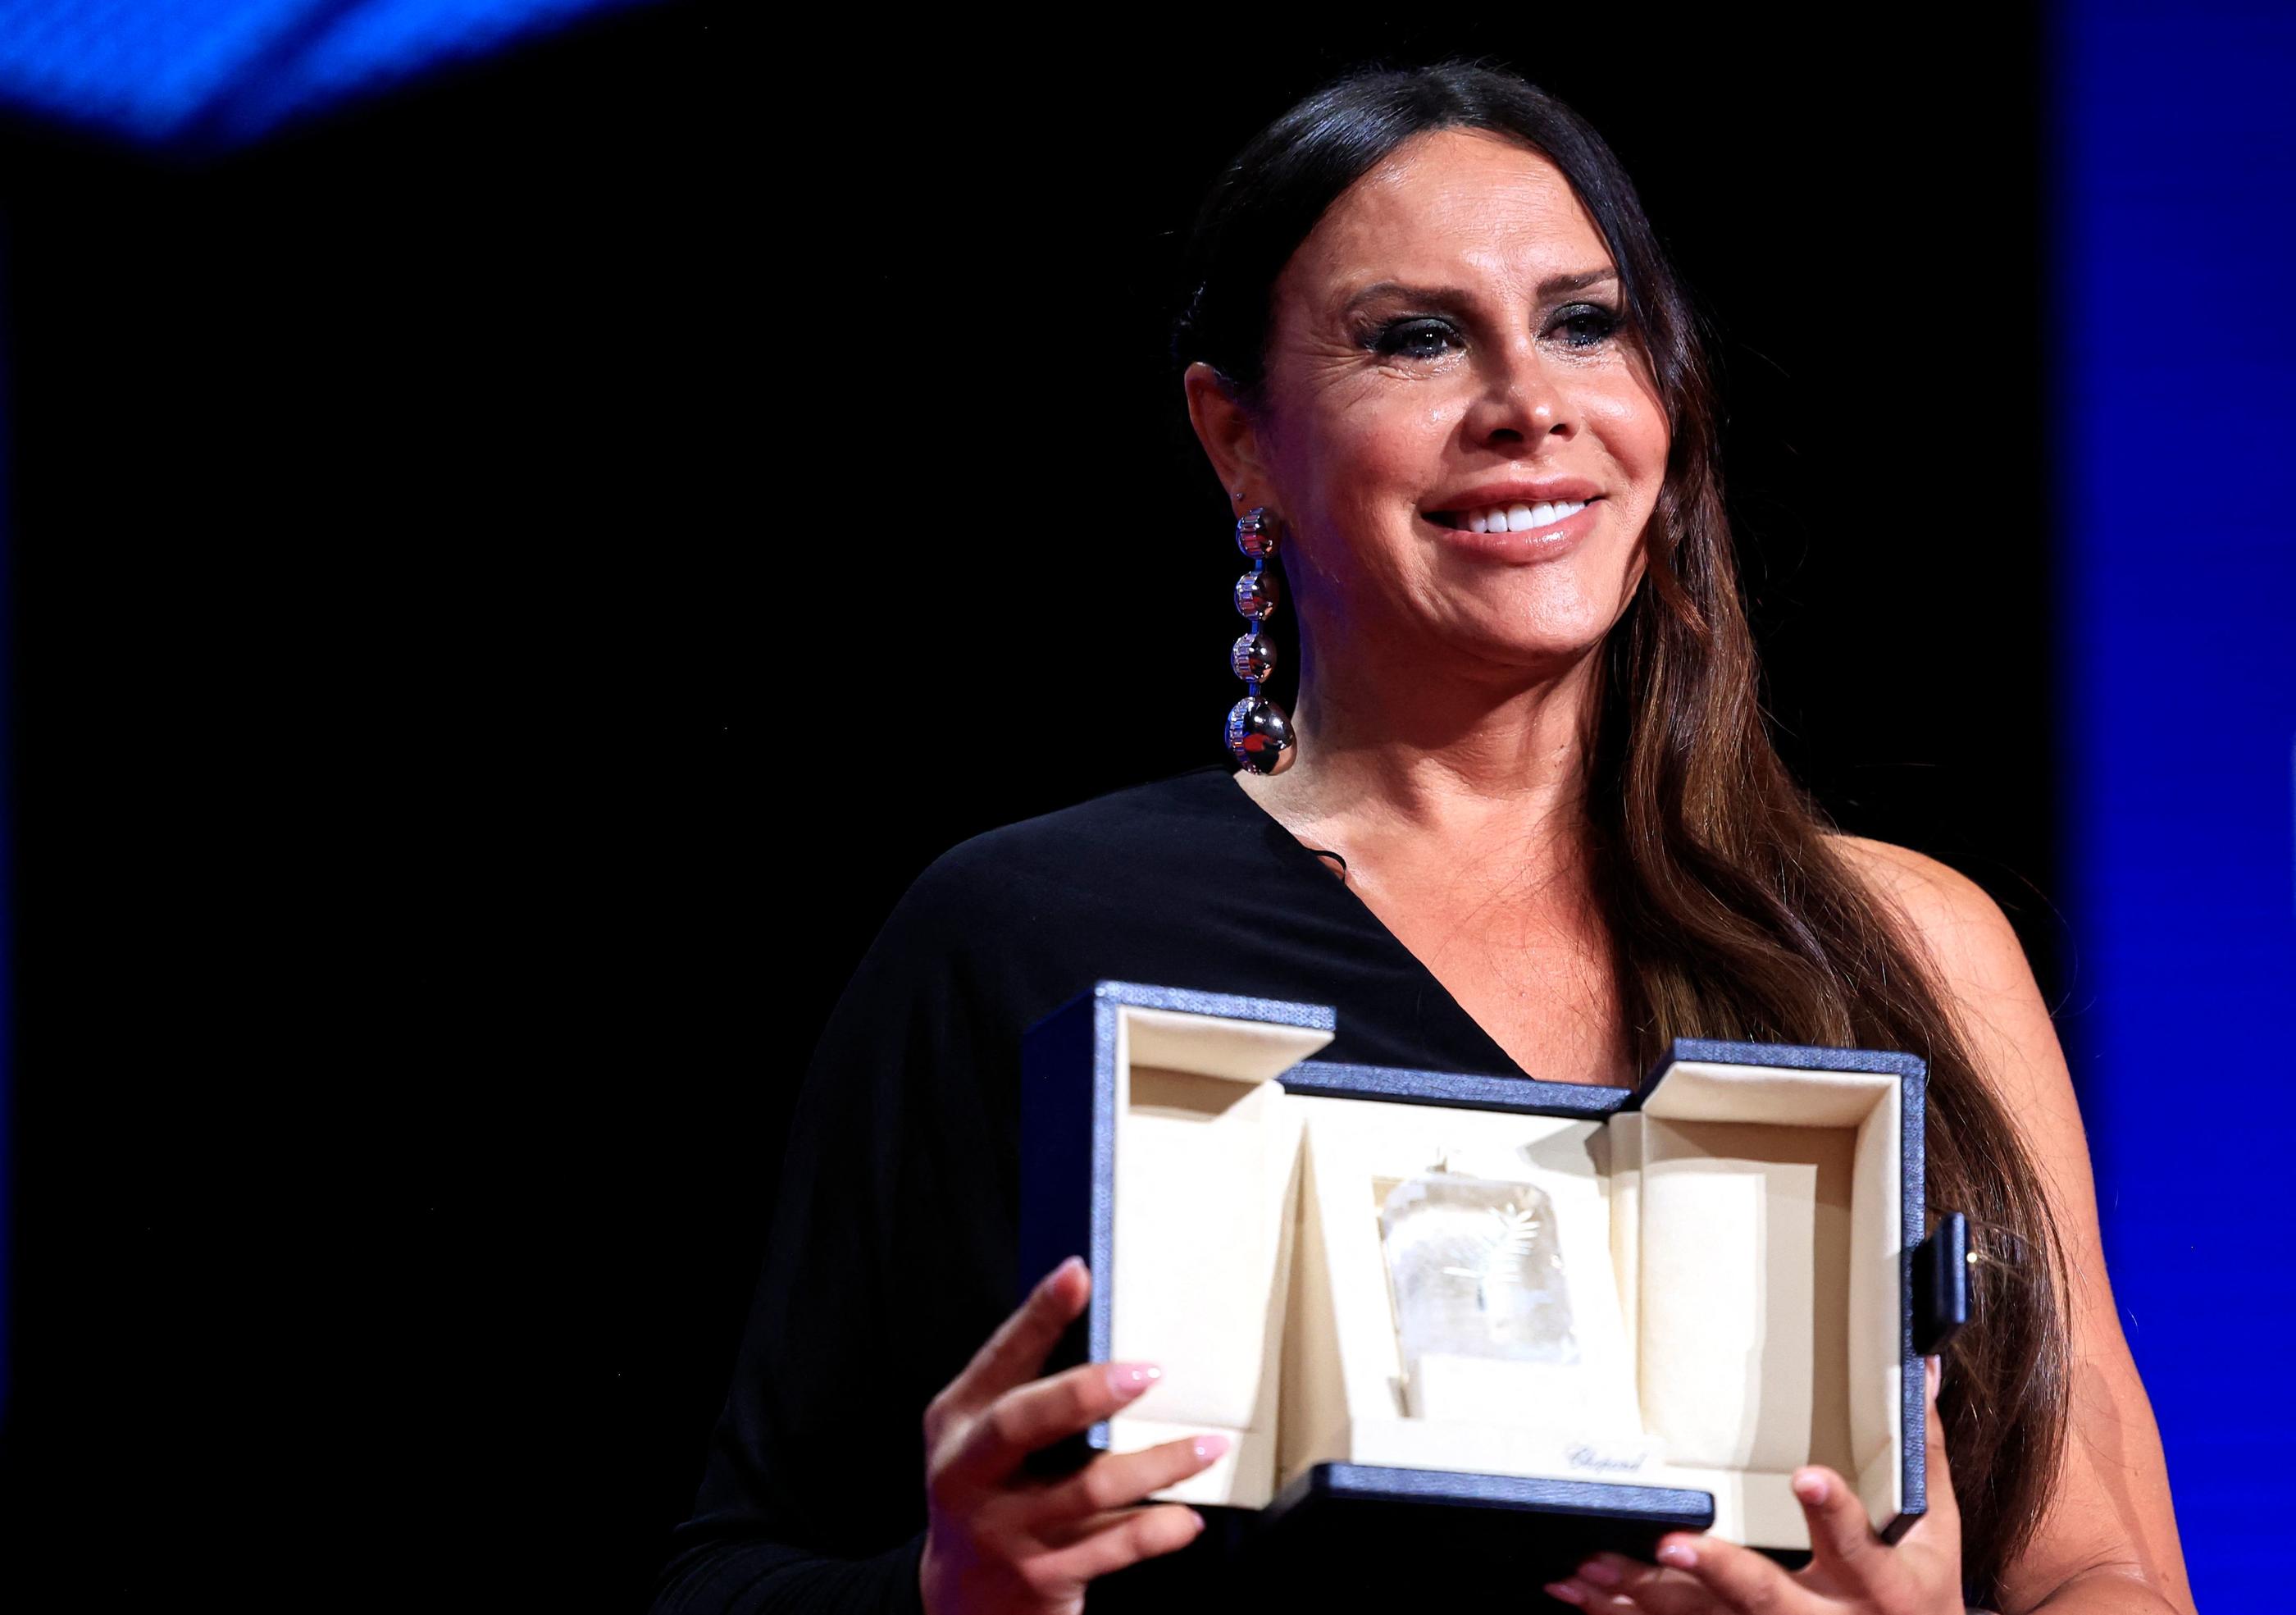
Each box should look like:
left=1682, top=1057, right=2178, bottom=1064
left=651, top=851, right=1027, bottom=1615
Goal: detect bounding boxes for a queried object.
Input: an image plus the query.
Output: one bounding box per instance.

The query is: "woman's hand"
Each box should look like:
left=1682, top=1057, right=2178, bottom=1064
left=918, top=1256, right=1228, bottom=1615
left=1547, top=1356, right=1962, bottom=1615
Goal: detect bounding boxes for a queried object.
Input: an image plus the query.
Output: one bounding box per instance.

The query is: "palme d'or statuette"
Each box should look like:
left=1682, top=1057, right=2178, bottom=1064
left=1378, top=1167, right=1579, bottom=1375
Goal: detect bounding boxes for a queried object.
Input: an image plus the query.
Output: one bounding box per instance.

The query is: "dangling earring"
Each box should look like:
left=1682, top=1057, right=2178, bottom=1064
left=1225, top=504, right=1296, bottom=775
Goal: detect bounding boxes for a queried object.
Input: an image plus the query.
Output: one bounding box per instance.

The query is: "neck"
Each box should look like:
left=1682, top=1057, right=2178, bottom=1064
left=1241, top=632, right=1604, bottom=870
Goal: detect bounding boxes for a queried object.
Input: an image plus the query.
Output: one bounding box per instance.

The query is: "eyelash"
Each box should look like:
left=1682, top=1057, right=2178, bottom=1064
left=1366, top=302, right=1624, bottom=362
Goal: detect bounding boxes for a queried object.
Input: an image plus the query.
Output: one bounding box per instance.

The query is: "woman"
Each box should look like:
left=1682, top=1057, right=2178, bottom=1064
left=656, top=62, right=2192, bottom=1615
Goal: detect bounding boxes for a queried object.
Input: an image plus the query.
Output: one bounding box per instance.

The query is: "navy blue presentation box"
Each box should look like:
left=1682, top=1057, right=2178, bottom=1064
left=1018, top=981, right=1966, bottom=1581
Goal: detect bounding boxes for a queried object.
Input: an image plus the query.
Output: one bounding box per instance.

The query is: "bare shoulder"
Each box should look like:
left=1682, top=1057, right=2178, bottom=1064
left=1824, top=833, right=2035, bottom=997
left=1822, top=833, right=2066, bottom=1102
left=1820, top=833, right=2097, bottom=1259
left=1829, top=834, right=2197, bottom=1613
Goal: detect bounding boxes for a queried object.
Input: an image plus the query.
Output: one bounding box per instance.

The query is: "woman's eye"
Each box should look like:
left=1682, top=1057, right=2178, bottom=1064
left=1554, top=303, right=1624, bottom=349
left=1372, top=318, right=1462, bottom=361
left=1365, top=305, right=1621, bottom=362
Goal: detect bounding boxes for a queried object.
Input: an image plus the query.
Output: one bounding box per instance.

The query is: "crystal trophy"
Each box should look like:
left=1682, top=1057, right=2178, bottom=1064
left=1379, top=1166, right=1578, bottom=1391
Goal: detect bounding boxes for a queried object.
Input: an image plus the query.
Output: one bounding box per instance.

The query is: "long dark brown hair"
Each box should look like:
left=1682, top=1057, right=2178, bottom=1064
left=1170, top=58, right=2068, bottom=1605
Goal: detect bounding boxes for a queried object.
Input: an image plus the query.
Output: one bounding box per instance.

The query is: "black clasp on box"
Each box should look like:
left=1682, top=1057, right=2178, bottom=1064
left=1911, top=1211, right=1970, bottom=1356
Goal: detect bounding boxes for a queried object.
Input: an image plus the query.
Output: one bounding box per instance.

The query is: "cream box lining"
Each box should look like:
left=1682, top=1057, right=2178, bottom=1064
left=1099, top=1005, right=1906, bottom=1552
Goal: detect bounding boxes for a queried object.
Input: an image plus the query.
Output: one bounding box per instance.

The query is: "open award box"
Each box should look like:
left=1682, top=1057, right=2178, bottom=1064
left=1018, top=982, right=1969, bottom=1581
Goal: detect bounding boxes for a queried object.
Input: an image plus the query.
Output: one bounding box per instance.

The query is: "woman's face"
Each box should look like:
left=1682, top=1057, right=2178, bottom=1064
left=1204, top=127, right=1671, bottom=683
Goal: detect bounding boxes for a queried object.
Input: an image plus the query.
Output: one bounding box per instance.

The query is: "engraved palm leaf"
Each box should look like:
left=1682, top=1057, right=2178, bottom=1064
left=1438, top=1199, right=1545, bottom=1286
left=1382, top=1174, right=1578, bottom=1362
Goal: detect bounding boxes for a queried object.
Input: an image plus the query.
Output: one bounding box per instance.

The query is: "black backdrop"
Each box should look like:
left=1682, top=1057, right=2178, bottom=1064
left=0, top=5, right=2059, bottom=1605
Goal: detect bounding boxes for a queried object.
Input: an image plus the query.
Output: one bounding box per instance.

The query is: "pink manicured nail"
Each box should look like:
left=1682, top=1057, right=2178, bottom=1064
left=1543, top=1581, right=1587, bottom=1606
left=1657, top=1541, right=1698, bottom=1568
left=1191, top=1433, right=1231, bottom=1463
left=1793, top=1470, right=1829, bottom=1505
left=1108, top=1362, right=1162, bottom=1397
left=1577, top=1558, right=1623, bottom=1587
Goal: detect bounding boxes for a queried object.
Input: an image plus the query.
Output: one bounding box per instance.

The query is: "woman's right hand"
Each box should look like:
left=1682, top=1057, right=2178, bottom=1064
left=918, top=1256, right=1228, bottom=1615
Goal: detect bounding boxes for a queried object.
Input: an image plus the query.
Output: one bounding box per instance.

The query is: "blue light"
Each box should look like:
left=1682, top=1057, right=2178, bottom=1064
left=2053, top=1, right=2296, bottom=1602
left=0, top=0, right=658, bottom=153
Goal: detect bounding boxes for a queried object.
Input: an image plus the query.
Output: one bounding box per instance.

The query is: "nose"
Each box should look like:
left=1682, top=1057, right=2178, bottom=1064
left=1463, top=334, right=1574, bottom=446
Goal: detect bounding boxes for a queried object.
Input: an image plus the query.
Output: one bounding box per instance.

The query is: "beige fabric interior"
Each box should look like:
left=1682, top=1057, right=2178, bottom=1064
left=1097, top=1007, right=1906, bottom=1544
left=1638, top=1061, right=1904, bottom=1525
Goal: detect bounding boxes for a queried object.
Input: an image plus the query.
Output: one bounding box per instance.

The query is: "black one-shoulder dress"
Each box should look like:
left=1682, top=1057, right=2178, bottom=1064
left=654, top=765, right=1558, bottom=1614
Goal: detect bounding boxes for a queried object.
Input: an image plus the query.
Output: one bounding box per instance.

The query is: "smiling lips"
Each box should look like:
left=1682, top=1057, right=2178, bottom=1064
left=1428, top=495, right=1601, bottom=535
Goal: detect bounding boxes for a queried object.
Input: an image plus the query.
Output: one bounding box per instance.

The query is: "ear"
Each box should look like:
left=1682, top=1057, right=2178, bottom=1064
left=1182, top=361, right=1276, bottom=511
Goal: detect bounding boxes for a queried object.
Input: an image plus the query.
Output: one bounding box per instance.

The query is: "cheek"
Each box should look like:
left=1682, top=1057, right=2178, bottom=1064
left=1586, top=381, right=1671, bottom=489
left=1581, top=386, right=1665, bottom=600
left=1300, top=386, right=1455, bottom=500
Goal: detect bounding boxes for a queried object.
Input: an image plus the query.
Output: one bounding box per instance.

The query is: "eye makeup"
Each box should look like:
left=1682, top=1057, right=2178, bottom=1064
left=1355, top=299, right=1627, bottom=362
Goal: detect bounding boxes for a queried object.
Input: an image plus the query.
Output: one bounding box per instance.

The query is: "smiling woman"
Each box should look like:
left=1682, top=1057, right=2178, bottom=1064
left=654, top=59, right=2194, bottom=1615
left=1186, top=126, right=1669, bottom=868
left=1190, top=135, right=1665, bottom=683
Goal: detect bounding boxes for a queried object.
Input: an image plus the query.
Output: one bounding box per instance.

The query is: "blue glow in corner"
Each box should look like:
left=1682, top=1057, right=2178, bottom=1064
left=2053, top=2, right=2296, bottom=1604
left=0, top=0, right=658, bottom=153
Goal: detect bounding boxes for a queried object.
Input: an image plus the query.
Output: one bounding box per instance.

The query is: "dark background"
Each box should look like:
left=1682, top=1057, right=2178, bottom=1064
left=0, top=5, right=2057, bottom=1605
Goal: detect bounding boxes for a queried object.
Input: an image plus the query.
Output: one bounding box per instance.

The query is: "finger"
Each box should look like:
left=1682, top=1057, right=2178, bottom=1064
left=937, top=1256, right=1091, bottom=1419
left=1578, top=1551, right=1731, bottom=1615
left=1924, top=1354, right=1958, bottom=1517
left=1542, top=1569, right=1670, bottom=1613
left=1021, top=1432, right=1230, bottom=1529
left=939, top=1358, right=1164, bottom=1497
left=1904, top=1352, right=1963, bottom=1571
left=1035, top=1500, right=1206, bottom=1586
left=1648, top=1533, right=1812, bottom=1615
left=1788, top=1465, right=1903, bottom=1596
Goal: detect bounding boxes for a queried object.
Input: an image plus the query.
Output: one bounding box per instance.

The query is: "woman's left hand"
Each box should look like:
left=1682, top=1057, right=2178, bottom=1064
left=1547, top=1356, right=1962, bottom=1615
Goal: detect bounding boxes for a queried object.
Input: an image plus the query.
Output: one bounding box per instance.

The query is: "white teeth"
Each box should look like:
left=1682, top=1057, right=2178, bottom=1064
left=1483, top=499, right=1586, bottom=532
left=1439, top=499, right=1591, bottom=532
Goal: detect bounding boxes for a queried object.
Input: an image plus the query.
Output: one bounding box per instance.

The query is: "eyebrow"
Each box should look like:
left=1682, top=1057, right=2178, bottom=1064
left=1338, top=267, right=1620, bottom=316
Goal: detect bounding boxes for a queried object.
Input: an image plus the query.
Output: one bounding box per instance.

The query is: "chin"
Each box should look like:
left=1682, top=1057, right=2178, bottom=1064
left=1446, top=570, right=1629, bottom=656
left=1428, top=611, right=1618, bottom=680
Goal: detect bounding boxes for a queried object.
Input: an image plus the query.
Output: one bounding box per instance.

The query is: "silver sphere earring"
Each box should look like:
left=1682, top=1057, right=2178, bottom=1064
left=1225, top=505, right=1296, bottom=775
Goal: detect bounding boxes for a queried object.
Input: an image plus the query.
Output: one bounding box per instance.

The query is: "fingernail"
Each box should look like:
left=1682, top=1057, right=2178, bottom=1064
left=1542, top=1581, right=1587, bottom=1606
left=1108, top=1362, right=1162, bottom=1398
left=1578, top=1558, right=1623, bottom=1587
left=1793, top=1470, right=1829, bottom=1505
left=1926, top=1354, right=1942, bottom=1398
left=1054, top=1255, right=1086, bottom=1282
left=1191, top=1433, right=1231, bottom=1463
left=1188, top=1508, right=1207, bottom=1535
left=1657, top=1541, right=1697, bottom=1569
